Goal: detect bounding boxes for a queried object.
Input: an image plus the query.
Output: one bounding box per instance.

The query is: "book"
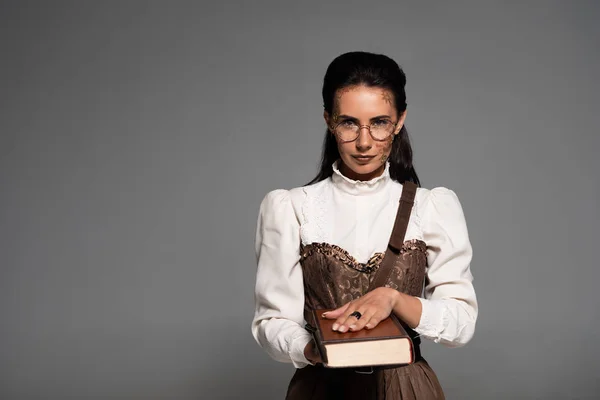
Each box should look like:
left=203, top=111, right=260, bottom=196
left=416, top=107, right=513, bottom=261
left=306, top=308, right=415, bottom=368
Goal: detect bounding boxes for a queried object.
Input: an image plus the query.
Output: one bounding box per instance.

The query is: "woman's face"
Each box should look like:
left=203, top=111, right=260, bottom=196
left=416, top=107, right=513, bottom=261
left=324, top=85, right=406, bottom=181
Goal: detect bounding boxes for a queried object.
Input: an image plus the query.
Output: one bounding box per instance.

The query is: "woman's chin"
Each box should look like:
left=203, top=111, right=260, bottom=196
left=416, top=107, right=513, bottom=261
left=341, top=160, right=384, bottom=180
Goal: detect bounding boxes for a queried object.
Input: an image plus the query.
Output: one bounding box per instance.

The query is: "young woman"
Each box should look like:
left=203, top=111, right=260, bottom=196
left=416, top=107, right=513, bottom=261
left=251, top=51, right=478, bottom=399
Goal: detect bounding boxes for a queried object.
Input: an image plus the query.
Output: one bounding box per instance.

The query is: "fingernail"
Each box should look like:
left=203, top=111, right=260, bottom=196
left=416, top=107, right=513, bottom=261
left=349, top=324, right=356, bottom=330
left=339, top=325, right=347, bottom=333
left=332, top=323, right=339, bottom=330
left=321, top=312, right=328, bottom=318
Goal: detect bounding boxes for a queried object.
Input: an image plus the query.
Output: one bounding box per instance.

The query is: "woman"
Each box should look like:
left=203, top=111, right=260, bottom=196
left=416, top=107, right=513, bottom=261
left=251, top=51, right=478, bottom=399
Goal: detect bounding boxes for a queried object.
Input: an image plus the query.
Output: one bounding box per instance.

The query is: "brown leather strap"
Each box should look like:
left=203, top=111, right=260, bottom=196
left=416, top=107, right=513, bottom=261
left=368, top=181, right=418, bottom=291
left=389, top=181, right=417, bottom=251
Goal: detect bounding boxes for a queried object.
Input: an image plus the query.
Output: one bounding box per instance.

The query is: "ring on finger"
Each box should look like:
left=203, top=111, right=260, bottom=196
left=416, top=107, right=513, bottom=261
left=349, top=311, right=362, bottom=320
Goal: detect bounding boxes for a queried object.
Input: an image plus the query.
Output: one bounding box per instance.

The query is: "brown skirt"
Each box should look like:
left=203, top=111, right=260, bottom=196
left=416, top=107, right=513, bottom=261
left=285, top=359, right=445, bottom=400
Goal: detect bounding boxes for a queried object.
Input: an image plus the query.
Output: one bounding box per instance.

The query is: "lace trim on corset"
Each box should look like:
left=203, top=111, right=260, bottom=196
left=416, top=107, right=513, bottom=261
left=301, top=242, right=383, bottom=273
left=300, top=239, right=427, bottom=273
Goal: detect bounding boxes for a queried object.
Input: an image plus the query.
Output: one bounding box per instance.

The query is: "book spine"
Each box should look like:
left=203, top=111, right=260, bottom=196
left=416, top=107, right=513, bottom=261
left=390, top=315, right=415, bottom=363
left=305, top=320, right=328, bottom=365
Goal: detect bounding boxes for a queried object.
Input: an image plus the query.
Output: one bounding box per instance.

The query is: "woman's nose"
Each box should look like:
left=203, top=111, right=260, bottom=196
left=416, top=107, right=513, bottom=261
left=356, top=126, right=373, bottom=149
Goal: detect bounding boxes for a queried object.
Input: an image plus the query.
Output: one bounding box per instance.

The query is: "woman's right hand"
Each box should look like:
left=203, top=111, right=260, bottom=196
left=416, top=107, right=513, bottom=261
left=303, top=340, right=322, bottom=365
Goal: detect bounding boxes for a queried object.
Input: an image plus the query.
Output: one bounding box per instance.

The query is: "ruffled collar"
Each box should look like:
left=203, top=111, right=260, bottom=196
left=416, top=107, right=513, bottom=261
left=331, top=159, right=391, bottom=196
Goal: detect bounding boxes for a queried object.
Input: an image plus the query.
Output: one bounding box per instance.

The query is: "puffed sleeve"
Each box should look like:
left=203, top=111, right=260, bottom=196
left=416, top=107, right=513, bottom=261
left=251, top=189, right=313, bottom=368
left=414, top=187, right=478, bottom=347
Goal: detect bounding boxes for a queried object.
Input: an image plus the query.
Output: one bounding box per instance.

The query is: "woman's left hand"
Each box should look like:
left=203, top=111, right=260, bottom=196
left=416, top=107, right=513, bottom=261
left=323, top=287, right=402, bottom=333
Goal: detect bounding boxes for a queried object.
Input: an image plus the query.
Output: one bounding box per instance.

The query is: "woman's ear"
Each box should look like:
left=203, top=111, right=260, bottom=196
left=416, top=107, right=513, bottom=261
left=396, top=110, right=407, bottom=134
left=324, top=110, right=333, bottom=132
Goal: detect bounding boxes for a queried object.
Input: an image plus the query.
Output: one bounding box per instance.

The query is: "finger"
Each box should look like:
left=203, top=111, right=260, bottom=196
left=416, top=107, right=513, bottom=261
left=364, top=312, right=386, bottom=330
left=336, top=304, right=368, bottom=333
left=331, top=301, right=359, bottom=331
left=322, top=302, right=350, bottom=319
left=348, top=308, right=377, bottom=332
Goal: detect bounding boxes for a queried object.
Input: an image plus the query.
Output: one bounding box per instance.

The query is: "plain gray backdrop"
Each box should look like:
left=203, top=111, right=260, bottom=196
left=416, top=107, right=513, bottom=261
left=1, top=1, right=599, bottom=399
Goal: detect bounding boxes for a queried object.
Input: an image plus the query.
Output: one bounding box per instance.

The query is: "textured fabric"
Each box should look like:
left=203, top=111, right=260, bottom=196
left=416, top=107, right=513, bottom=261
left=251, top=160, right=477, bottom=369
left=299, top=239, right=427, bottom=320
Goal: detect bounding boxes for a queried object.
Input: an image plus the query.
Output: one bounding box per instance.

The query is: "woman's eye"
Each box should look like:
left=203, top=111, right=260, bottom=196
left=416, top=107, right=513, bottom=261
left=372, top=119, right=390, bottom=127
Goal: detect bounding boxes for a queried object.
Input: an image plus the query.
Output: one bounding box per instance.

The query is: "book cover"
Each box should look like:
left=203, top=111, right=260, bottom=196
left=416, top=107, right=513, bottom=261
left=307, top=308, right=415, bottom=368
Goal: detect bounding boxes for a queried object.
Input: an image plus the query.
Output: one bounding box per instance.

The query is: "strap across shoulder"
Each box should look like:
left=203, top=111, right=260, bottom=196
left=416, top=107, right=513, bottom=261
left=368, top=181, right=418, bottom=291
left=388, top=181, right=418, bottom=251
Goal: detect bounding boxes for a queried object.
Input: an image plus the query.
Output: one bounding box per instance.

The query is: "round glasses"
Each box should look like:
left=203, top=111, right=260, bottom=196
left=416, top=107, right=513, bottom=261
left=331, top=119, right=398, bottom=143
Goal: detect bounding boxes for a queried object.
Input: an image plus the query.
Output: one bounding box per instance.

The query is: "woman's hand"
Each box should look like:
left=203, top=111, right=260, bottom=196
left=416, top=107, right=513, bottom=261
left=303, top=340, right=322, bottom=365
left=323, top=287, right=402, bottom=333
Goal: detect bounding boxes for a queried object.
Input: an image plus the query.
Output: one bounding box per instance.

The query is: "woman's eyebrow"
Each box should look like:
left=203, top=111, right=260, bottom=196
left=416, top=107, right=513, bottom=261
left=337, top=114, right=392, bottom=121
left=369, top=115, right=393, bottom=120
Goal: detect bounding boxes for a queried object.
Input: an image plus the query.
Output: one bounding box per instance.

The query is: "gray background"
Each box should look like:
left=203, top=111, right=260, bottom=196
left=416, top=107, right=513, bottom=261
left=1, top=1, right=599, bottom=399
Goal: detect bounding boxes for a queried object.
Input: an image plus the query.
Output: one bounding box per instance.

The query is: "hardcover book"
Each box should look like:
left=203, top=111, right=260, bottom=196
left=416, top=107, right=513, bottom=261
left=307, top=308, right=415, bottom=368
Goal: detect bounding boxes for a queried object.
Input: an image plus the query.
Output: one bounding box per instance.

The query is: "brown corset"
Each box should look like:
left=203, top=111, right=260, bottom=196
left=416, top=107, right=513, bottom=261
left=299, top=238, right=427, bottom=333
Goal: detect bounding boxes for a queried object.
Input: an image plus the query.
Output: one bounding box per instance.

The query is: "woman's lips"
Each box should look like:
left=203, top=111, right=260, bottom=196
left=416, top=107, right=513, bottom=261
left=352, top=155, right=375, bottom=164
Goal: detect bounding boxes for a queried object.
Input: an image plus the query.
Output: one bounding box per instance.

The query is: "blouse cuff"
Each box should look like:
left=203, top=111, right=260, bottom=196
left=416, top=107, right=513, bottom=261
left=414, top=297, right=448, bottom=343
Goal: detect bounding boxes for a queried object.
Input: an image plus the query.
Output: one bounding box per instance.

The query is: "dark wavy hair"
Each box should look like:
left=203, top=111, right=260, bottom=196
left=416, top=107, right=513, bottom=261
left=306, top=51, right=420, bottom=186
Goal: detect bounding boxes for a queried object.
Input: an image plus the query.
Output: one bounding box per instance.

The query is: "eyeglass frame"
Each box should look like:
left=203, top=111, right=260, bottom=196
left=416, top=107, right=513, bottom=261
left=328, top=117, right=401, bottom=143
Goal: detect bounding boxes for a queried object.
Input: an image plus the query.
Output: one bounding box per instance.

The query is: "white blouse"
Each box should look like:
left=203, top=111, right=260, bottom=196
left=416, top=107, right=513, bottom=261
left=251, top=161, right=478, bottom=369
